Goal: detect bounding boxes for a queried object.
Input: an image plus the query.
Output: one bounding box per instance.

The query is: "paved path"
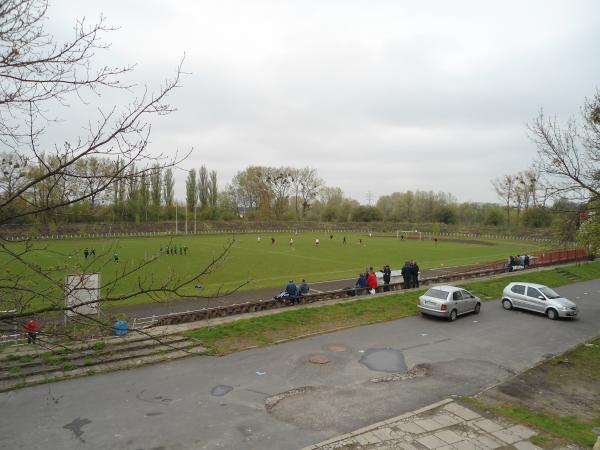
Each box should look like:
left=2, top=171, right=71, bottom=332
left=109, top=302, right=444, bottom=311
left=1, top=279, right=598, bottom=450
left=305, top=398, right=541, bottom=450
left=108, top=262, right=494, bottom=318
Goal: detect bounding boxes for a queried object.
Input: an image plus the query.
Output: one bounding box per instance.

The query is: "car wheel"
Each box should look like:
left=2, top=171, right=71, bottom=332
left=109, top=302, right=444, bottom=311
left=449, top=309, right=457, bottom=321
left=546, top=308, right=558, bottom=320
left=474, top=303, right=481, bottom=314
left=502, top=299, right=513, bottom=310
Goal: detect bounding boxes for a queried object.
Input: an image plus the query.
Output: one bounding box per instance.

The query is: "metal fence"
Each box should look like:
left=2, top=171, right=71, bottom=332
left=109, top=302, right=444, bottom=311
left=3, top=228, right=561, bottom=244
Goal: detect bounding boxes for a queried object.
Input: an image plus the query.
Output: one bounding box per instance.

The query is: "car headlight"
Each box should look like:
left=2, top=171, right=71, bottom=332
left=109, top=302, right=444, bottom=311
left=559, top=306, right=569, bottom=310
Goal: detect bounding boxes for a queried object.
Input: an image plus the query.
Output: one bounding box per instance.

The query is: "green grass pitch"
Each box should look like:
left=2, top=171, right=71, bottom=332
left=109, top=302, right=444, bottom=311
left=1, top=232, right=547, bottom=308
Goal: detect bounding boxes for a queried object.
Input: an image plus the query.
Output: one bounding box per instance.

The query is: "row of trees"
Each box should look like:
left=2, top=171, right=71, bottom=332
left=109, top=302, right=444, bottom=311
left=185, top=166, right=218, bottom=217
left=0, top=153, right=576, bottom=229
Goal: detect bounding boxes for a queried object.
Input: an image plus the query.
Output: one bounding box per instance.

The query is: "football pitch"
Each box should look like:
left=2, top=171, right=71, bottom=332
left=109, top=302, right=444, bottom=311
left=3, top=232, right=547, bottom=308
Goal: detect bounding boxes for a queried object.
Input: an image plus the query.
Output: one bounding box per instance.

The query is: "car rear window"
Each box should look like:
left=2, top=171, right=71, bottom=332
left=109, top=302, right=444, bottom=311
left=511, top=284, right=525, bottom=294
left=425, top=289, right=449, bottom=300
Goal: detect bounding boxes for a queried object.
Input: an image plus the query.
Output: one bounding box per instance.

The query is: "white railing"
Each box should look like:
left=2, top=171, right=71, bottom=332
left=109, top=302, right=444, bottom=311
left=0, top=333, right=25, bottom=346
left=3, top=228, right=558, bottom=244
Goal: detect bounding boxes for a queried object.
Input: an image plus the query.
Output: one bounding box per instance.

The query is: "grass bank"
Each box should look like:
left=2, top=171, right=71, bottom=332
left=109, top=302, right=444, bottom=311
left=185, top=261, right=600, bottom=355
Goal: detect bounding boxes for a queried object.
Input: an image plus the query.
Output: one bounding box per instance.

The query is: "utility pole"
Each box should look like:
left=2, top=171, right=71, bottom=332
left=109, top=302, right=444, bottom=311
left=185, top=206, right=188, bottom=234
left=194, top=205, right=197, bottom=234
left=175, top=203, right=178, bottom=234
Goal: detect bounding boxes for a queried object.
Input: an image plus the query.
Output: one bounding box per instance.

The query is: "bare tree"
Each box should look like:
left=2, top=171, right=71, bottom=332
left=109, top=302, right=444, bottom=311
left=292, top=167, right=323, bottom=220
left=0, top=1, right=240, bottom=343
left=528, top=92, right=600, bottom=202
left=491, top=175, right=516, bottom=226
left=266, top=167, right=294, bottom=220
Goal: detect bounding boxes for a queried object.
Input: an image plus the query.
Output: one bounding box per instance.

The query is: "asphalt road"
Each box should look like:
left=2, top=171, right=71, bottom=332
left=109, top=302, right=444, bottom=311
left=1, top=279, right=599, bottom=450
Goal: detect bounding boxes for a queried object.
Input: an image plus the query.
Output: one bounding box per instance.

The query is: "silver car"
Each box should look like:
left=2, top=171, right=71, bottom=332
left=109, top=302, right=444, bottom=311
left=501, top=282, right=578, bottom=320
left=418, top=285, right=481, bottom=321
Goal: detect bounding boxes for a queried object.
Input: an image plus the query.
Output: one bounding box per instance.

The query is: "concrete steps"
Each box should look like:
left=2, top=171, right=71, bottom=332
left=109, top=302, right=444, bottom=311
left=555, top=267, right=581, bottom=282
left=0, top=333, right=205, bottom=391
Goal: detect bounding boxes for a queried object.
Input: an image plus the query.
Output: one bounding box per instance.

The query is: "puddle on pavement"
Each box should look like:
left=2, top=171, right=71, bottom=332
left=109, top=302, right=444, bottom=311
left=211, top=385, right=233, bottom=397
left=359, top=348, right=407, bottom=373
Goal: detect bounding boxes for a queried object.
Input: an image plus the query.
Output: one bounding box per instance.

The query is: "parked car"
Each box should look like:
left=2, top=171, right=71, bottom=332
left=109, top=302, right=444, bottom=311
left=418, top=285, right=481, bottom=321
left=501, top=282, right=578, bottom=320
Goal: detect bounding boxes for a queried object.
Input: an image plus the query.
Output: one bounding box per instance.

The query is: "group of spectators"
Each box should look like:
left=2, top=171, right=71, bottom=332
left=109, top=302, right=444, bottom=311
left=353, top=261, right=420, bottom=295
left=161, top=245, right=188, bottom=255
left=401, top=260, right=420, bottom=289
left=277, top=279, right=310, bottom=303
left=507, top=254, right=530, bottom=272
left=354, top=267, right=380, bottom=295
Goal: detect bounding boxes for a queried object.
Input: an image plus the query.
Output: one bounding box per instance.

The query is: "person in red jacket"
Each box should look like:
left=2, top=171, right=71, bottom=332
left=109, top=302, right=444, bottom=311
left=366, top=267, right=378, bottom=293
left=24, top=319, right=40, bottom=344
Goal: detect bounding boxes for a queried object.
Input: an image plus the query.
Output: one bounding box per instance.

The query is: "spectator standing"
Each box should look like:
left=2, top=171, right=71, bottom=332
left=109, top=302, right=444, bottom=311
left=401, top=261, right=412, bottom=289
left=24, top=319, right=40, bottom=344
left=382, top=265, right=392, bottom=291
left=366, top=268, right=378, bottom=293
left=83, top=248, right=89, bottom=259
left=412, top=260, right=420, bottom=288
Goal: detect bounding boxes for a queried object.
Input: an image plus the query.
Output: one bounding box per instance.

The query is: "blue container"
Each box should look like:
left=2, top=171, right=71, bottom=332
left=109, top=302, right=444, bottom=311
left=113, top=320, right=128, bottom=336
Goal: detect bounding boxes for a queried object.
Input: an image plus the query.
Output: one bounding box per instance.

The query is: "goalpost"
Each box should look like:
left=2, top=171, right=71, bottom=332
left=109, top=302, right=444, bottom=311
left=395, top=230, right=423, bottom=240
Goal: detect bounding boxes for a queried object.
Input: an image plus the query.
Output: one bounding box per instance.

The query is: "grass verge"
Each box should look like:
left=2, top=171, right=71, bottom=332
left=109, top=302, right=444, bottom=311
left=462, top=397, right=599, bottom=448
left=185, top=261, right=600, bottom=355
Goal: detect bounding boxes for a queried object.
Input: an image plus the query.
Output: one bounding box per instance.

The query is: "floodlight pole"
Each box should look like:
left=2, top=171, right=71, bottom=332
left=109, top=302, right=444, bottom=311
left=185, top=207, right=188, bottom=234
left=175, top=203, right=178, bottom=234
left=194, top=205, right=197, bottom=234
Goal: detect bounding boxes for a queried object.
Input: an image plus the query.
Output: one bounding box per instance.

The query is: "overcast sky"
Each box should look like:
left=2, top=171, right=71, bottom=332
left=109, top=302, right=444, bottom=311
left=47, top=0, right=600, bottom=204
